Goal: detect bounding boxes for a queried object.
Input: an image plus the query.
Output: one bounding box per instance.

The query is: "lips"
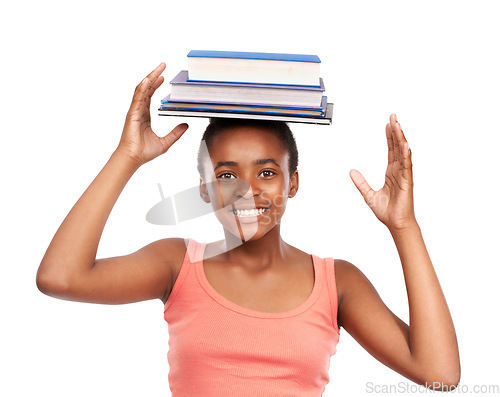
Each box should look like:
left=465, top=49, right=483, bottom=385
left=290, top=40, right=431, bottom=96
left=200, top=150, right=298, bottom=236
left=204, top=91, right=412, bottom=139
left=228, top=204, right=270, bottom=210
left=233, top=207, right=267, bottom=212
left=226, top=205, right=270, bottom=219
left=228, top=208, right=269, bottom=225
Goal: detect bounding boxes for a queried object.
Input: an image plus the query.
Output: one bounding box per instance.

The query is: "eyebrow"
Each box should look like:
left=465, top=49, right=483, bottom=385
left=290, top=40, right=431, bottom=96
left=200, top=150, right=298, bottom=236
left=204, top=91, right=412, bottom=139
left=214, top=158, right=280, bottom=171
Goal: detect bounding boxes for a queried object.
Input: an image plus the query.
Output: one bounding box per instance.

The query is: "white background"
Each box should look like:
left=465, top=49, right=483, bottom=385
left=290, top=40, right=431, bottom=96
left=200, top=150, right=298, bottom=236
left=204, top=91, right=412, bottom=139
left=1, top=0, right=499, bottom=395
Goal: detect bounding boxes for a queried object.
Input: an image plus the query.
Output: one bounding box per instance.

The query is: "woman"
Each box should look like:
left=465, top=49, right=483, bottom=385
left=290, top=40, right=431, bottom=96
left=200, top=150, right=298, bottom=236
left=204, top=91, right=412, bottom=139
left=37, top=62, right=460, bottom=396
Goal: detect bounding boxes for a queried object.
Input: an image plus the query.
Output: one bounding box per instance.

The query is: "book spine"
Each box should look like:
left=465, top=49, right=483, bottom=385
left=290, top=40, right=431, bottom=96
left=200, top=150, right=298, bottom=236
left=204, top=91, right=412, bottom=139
left=187, top=50, right=321, bottom=63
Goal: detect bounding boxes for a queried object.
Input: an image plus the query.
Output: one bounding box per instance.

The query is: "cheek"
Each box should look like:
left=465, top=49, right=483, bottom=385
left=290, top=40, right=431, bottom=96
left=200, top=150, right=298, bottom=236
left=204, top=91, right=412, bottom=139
left=204, top=182, right=224, bottom=209
left=209, top=179, right=256, bottom=206
left=262, top=185, right=289, bottom=213
left=276, top=193, right=289, bottom=212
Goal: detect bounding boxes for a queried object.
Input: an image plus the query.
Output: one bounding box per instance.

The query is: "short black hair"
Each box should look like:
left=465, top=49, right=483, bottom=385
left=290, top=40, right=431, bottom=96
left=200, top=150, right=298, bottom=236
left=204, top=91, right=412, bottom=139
left=197, top=118, right=299, bottom=179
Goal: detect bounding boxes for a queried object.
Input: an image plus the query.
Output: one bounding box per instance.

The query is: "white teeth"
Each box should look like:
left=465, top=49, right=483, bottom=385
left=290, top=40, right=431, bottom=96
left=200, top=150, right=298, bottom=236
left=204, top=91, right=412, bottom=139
left=231, top=208, right=267, bottom=217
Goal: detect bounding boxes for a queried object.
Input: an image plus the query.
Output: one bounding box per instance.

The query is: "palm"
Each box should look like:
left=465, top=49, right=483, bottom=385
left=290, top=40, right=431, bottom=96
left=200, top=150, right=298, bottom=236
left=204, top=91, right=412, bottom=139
left=350, top=114, right=416, bottom=231
left=124, top=107, right=164, bottom=162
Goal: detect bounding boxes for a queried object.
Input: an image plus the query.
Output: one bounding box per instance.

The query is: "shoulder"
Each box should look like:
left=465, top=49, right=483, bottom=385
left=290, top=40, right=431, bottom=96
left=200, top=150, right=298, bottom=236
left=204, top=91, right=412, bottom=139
left=332, top=258, right=375, bottom=307
left=140, top=237, right=188, bottom=263
left=333, top=258, right=363, bottom=278
left=139, top=237, right=188, bottom=283
left=143, top=238, right=189, bottom=304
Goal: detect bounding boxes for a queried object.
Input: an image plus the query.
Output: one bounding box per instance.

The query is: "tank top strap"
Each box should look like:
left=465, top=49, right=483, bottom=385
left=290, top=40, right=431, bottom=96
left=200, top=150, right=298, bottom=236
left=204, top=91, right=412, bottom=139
left=323, top=257, right=340, bottom=335
left=164, top=238, right=204, bottom=314
left=185, top=238, right=204, bottom=263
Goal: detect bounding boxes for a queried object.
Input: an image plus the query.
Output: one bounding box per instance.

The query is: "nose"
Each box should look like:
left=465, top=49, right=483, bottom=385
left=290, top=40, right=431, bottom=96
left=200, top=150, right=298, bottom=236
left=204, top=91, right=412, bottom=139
left=234, top=177, right=260, bottom=200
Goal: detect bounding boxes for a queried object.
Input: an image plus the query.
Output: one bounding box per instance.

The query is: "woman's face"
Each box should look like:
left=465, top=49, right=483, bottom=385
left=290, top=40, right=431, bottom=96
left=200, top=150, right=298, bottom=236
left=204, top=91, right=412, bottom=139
left=200, top=126, right=298, bottom=242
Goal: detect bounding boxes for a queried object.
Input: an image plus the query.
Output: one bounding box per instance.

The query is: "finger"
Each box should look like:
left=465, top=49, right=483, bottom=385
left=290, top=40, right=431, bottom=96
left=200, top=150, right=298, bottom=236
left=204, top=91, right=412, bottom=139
left=140, top=62, right=165, bottom=90
left=144, top=63, right=166, bottom=96
left=401, top=141, right=412, bottom=181
left=141, top=76, right=165, bottom=110
left=143, top=76, right=164, bottom=109
left=133, top=62, right=165, bottom=97
left=393, top=115, right=408, bottom=140
left=386, top=123, right=395, bottom=164
left=349, top=169, right=375, bottom=204
left=152, top=75, right=164, bottom=91
left=129, top=63, right=166, bottom=116
left=390, top=114, right=413, bottom=181
left=160, top=123, right=189, bottom=151
left=128, top=77, right=151, bottom=116
left=390, top=114, right=407, bottom=164
left=146, top=62, right=166, bottom=82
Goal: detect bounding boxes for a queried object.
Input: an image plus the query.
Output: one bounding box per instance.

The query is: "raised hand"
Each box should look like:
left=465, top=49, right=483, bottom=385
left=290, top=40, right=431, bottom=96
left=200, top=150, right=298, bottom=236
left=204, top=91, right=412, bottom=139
left=349, top=114, right=416, bottom=231
left=117, top=62, right=189, bottom=166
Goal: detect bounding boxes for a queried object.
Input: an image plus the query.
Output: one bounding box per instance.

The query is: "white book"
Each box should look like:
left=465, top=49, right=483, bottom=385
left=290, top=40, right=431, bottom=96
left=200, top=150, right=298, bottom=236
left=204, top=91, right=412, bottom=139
left=169, top=70, right=325, bottom=108
left=187, top=50, right=321, bottom=86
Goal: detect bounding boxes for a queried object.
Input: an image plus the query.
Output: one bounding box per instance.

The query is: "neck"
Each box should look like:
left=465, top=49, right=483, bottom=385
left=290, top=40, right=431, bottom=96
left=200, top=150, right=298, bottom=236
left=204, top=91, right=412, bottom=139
left=219, top=222, right=289, bottom=271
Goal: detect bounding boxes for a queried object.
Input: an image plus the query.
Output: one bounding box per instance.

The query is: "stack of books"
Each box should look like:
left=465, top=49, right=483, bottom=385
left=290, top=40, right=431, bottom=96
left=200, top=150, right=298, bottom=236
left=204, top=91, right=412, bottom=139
left=158, top=50, right=333, bottom=125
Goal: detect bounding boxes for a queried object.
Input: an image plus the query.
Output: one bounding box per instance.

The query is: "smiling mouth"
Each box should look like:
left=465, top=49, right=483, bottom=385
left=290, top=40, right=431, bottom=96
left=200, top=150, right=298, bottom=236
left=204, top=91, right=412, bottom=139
left=228, top=208, right=269, bottom=218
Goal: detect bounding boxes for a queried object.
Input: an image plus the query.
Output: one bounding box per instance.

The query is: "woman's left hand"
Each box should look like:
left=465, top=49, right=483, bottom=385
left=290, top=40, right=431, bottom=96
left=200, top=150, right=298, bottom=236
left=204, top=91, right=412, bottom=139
left=349, top=114, right=417, bottom=232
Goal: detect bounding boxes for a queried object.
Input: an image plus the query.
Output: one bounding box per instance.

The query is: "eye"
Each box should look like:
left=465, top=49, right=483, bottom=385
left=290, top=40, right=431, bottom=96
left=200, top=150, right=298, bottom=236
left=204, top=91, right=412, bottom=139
left=217, top=172, right=236, bottom=180
left=260, top=170, right=276, bottom=177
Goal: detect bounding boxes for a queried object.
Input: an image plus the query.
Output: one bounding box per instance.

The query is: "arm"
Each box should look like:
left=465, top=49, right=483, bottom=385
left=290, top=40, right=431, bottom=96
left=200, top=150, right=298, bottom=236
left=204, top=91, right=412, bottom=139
left=341, top=114, right=460, bottom=390
left=36, top=63, right=189, bottom=304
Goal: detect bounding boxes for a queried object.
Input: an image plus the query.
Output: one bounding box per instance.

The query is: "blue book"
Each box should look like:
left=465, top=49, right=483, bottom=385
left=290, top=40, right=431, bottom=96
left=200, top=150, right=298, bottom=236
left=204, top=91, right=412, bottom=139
left=187, top=50, right=321, bottom=86
left=160, top=96, right=328, bottom=117
left=187, top=50, right=321, bottom=63
left=169, top=70, right=324, bottom=108
left=157, top=103, right=334, bottom=125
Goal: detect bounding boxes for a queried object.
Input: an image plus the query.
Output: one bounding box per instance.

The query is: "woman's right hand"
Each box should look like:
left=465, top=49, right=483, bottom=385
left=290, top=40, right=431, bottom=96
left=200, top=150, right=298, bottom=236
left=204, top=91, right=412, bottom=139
left=117, top=62, right=189, bottom=166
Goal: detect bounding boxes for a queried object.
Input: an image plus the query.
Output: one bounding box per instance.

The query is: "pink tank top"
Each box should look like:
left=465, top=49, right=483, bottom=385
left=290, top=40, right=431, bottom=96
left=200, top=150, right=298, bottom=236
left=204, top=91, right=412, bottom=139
left=163, top=238, right=340, bottom=397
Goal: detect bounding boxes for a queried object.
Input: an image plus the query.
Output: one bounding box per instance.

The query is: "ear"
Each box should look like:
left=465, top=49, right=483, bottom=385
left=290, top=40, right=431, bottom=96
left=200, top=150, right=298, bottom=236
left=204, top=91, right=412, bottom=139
left=288, top=170, right=299, bottom=198
left=200, top=178, right=211, bottom=203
